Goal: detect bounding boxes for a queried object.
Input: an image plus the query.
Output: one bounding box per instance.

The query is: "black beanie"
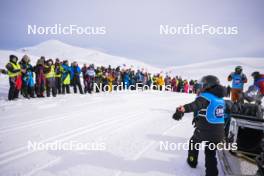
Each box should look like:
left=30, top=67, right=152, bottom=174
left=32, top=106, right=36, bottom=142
left=9, top=55, right=18, bottom=62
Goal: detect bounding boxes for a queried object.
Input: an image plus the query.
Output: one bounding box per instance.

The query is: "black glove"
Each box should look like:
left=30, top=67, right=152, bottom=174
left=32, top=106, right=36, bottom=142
left=172, top=109, right=184, bottom=121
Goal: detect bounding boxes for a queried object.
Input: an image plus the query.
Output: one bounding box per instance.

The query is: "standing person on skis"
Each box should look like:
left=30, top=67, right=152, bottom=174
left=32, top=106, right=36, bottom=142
left=172, top=75, right=227, bottom=176
left=228, top=66, right=247, bottom=102
left=5, top=55, right=22, bottom=100
left=71, top=61, right=83, bottom=94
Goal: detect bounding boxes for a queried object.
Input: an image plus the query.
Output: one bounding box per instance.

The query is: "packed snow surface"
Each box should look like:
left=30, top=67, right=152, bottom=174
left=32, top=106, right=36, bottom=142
left=0, top=91, right=225, bottom=176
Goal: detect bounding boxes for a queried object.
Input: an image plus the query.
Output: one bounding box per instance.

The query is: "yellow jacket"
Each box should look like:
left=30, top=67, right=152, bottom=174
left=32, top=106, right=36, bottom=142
left=156, top=76, right=165, bottom=86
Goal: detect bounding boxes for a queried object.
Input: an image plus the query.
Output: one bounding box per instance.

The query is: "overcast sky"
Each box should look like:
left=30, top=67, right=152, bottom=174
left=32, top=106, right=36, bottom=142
left=0, top=0, right=264, bottom=66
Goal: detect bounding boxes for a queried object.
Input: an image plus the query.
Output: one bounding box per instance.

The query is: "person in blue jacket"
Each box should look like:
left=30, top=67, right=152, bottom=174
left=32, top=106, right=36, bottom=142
left=61, top=60, right=71, bottom=94
left=172, top=75, right=228, bottom=176
left=228, top=66, right=247, bottom=102
left=71, top=61, right=83, bottom=94
left=19, top=55, right=35, bottom=98
left=123, top=70, right=130, bottom=89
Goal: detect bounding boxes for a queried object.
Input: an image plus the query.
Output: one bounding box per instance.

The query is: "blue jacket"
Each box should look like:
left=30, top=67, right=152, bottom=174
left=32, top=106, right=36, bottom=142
left=71, top=66, right=81, bottom=79
left=123, top=73, right=130, bottom=88
left=62, top=64, right=71, bottom=81
left=20, top=63, right=34, bottom=87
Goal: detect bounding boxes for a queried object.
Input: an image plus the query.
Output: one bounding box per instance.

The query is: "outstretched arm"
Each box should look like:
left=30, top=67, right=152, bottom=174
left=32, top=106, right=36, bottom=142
left=0, top=69, right=7, bottom=74
left=182, top=97, right=209, bottom=113
left=172, top=97, right=209, bottom=121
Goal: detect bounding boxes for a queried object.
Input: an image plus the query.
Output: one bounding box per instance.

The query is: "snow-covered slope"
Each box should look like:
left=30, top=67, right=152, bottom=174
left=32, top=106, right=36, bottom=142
left=17, top=40, right=160, bottom=73
left=0, top=40, right=263, bottom=93
left=165, top=57, right=264, bottom=86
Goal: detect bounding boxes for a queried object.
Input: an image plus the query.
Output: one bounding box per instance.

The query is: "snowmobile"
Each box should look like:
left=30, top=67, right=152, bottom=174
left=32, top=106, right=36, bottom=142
left=219, top=85, right=264, bottom=176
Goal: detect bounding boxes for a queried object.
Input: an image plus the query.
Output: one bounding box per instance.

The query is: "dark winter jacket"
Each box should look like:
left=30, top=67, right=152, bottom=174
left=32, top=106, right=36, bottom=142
left=183, top=85, right=227, bottom=142
left=136, top=71, right=144, bottom=83
left=81, top=66, right=88, bottom=79
left=34, top=64, right=46, bottom=86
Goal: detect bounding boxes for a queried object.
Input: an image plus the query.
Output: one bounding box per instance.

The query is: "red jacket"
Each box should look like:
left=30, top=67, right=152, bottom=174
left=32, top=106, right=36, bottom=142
left=255, top=74, right=264, bottom=95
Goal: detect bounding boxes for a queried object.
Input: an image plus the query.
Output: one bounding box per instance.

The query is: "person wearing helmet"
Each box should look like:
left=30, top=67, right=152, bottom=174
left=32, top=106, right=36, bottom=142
left=228, top=66, right=247, bottom=102
left=5, top=55, right=22, bottom=100
left=242, top=71, right=264, bottom=105
left=252, top=71, right=264, bottom=96
left=172, top=75, right=227, bottom=176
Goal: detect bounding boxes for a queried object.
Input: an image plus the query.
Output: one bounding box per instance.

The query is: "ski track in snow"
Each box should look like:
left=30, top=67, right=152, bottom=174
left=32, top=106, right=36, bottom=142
left=0, top=91, right=224, bottom=176
left=22, top=111, right=150, bottom=176
left=0, top=98, right=112, bottom=134
left=0, top=111, right=146, bottom=166
left=114, top=125, right=177, bottom=176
